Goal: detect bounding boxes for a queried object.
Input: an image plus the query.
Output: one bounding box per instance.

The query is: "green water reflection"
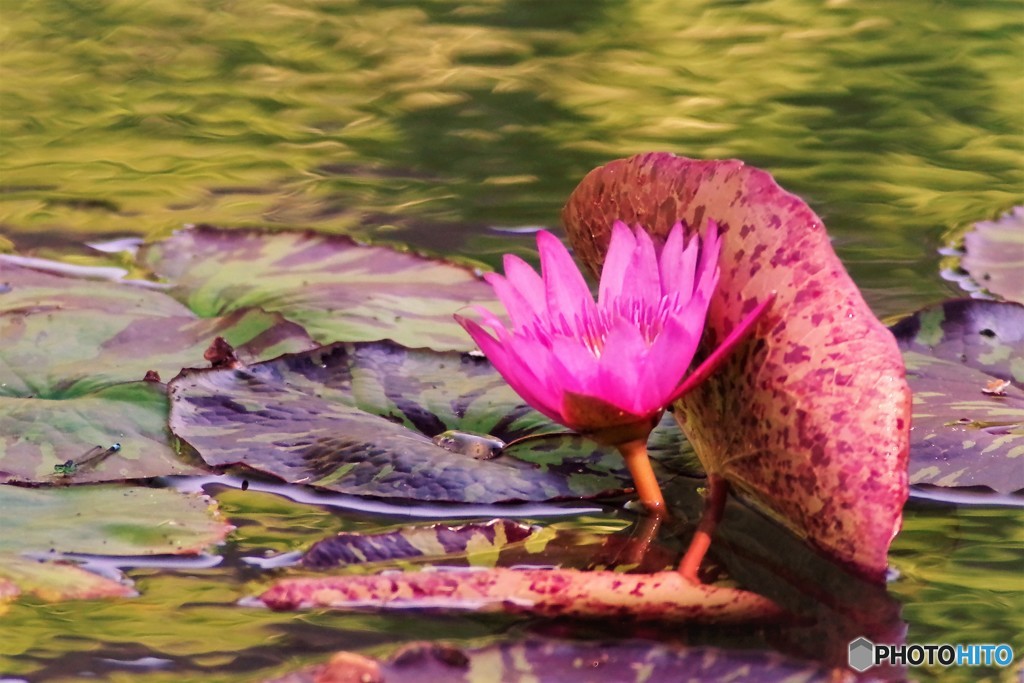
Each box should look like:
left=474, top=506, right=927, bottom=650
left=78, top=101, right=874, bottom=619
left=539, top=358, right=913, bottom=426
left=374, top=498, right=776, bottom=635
left=1, top=0, right=1021, bottom=680
left=2, top=0, right=1021, bottom=315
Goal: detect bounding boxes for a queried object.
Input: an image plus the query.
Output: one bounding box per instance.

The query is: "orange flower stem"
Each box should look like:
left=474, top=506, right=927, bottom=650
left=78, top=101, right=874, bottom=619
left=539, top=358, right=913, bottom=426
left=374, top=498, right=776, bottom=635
left=616, top=439, right=665, bottom=514
left=678, top=473, right=728, bottom=584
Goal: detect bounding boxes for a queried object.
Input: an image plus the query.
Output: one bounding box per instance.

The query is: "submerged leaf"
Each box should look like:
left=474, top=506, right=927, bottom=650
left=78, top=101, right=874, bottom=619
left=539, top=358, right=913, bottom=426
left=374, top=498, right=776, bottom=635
left=267, top=640, right=833, bottom=683
left=169, top=341, right=681, bottom=503
left=563, top=153, right=911, bottom=582
left=0, top=260, right=316, bottom=484
left=891, top=299, right=1024, bottom=492
left=0, top=485, right=230, bottom=605
left=260, top=567, right=783, bottom=623
left=302, top=519, right=538, bottom=569
left=299, top=518, right=638, bottom=572
left=139, top=225, right=501, bottom=351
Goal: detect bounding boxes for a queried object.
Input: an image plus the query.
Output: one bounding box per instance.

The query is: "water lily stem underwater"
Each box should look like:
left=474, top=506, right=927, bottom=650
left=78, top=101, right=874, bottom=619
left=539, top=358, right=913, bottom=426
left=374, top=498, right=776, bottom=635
left=678, top=473, right=728, bottom=583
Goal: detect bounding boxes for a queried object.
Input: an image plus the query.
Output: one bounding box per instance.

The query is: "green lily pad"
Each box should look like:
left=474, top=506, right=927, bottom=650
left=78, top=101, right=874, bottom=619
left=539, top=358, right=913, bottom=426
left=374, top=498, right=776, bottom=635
left=0, top=485, right=231, bottom=605
left=0, top=382, right=188, bottom=483
left=891, top=299, right=1024, bottom=492
left=960, top=206, right=1024, bottom=304
left=139, top=226, right=501, bottom=351
left=0, top=260, right=317, bottom=484
left=169, top=341, right=683, bottom=503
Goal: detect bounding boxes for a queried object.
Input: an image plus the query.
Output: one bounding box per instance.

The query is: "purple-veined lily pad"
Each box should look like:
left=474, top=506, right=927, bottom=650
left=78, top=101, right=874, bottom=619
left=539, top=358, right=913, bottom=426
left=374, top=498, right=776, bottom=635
left=139, top=226, right=501, bottom=351
left=960, top=206, right=1024, bottom=304
left=302, top=519, right=539, bottom=569
left=260, top=567, right=783, bottom=623
left=0, top=260, right=316, bottom=484
left=0, top=485, right=230, bottom=607
left=299, top=517, right=652, bottom=572
left=563, top=153, right=911, bottom=583
left=267, top=640, right=832, bottom=683
left=891, top=299, right=1024, bottom=492
left=169, top=341, right=683, bottom=503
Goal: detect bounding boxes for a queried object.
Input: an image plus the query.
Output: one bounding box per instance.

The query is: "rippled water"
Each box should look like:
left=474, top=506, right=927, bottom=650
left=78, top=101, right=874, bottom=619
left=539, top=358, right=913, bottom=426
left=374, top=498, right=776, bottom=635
left=1, top=0, right=1021, bottom=681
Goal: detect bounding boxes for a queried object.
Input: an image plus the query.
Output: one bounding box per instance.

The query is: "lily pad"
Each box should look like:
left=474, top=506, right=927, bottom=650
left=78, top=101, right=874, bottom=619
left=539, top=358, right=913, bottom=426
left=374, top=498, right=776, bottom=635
left=169, top=341, right=682, bottom=503
left=960, top=206, right=1024, bottom=304
left=0, top=485, right=231, bottom=606
left=302, top=519, right=539, bottom=569
left=563, top=153, right=911, bottom=582
left=891, top=299, right=1024, bottom=492
left=0, top=259, right=316, bottom=484
left=0, top=382, right=188, bottom=483
left=300, top=518, right=645, bottom=572
left=260, top=567, right=783, bottom=623
left=268, top=640, right=832, bottom=683
left=139, top=226, right=501, bottom=351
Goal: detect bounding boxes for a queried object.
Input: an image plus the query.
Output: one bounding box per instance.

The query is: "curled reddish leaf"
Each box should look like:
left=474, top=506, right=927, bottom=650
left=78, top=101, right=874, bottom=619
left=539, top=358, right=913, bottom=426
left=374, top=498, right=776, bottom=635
left=562, top=153, right=911, bottom=582
left=260, top=567, right=783, bottom=623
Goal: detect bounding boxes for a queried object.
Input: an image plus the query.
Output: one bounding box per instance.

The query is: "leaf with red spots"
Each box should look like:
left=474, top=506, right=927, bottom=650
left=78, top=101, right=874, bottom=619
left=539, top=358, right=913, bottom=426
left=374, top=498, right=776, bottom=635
left=892, top=299, right=1024, bottom=492
left=562, top=153, right=911, bottom=582
left=260, top=567, right=783, bottom=623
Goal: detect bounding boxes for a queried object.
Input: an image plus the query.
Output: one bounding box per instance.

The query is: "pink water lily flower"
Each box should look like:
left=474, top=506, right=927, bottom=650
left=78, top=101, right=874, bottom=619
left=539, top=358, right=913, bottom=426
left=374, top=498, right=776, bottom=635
left=456, top=220, right=771, bottom=512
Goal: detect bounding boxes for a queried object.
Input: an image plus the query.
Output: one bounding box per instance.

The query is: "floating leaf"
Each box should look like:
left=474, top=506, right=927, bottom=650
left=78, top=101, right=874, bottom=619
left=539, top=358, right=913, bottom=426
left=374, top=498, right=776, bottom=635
left=139, top=226, right=501, bottom=351
left=169, top=341, right=681, bottom=503
left=563, top=153, right=911, bottom=582
left=0, top=382, right=189, bottom=483
left=302, top=519, right=538, bottom=569
left=0, top=485, right=230, bottom=605
left=960, top=206, right=1024, bottom=304
left=0, top=260, right=316, bottom=484
left=260, top=567, right=783, bottom=623
left=300, top=518, right=644, bottom=572
left=267, top=640, right=832, bottom=683
left=891, top=299, right=1024, bottom=492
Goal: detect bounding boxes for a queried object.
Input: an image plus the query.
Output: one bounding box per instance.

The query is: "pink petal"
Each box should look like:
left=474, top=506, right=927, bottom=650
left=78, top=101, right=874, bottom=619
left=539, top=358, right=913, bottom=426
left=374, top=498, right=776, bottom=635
left=484, top=272, right=541, bottom=332
left=502, top=255, right=548, bottom=322
left=639, top=314, right=701, bottom=403
left=593, top=321, right=651, bottom=414
left=694, top=220, right=722, bottom=302
left=664, top=226, right=701, bottom=304
left=619, top=227, right=662, bottom=305
left=597, top=221, right=636, bottom=306
left=657, top=222, right=687, bottom=297
left=665, top=294, right=775, bottom=405
left=455, top=314, right=564, bottom=423
left=537, top=231, right=596, bottom=325
left=545, top=334, right=600, bottom=397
